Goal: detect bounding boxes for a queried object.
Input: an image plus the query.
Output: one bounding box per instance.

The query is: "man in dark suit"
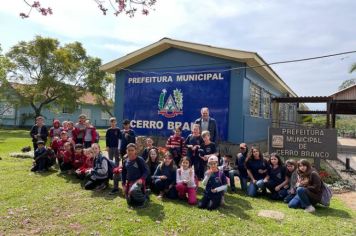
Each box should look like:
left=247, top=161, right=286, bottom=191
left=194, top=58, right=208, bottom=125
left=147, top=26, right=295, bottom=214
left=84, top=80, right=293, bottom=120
left=194, top=107, right=218, bottom=143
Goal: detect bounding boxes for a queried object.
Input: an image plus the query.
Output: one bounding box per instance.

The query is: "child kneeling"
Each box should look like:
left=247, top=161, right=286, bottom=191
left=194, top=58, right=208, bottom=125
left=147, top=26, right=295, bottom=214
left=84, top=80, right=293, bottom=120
left=176, top=157, right=197, bottom=205
left=199, top=155, right=227, bottom=210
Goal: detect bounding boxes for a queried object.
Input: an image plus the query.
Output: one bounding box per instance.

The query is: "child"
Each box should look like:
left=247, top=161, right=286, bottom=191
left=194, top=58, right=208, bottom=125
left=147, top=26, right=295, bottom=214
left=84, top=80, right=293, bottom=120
left=120, top=119, right=136, bottom=160
left=52, top=131, right=69, bottom=162
left=142, top=138, right=156, bottom=161
left=185, top=124, right=204, bottom=180
left=76, top=148, right=94, bottom=179
left=246, top=147, right=268, bottom=197
left=121, top=143, right=149, bottom=207
left=83, top=120, right=97, bottom=148
left=49, top=119, right=62, bottom=143
left=66, top=121, right=76, bottom=141
left=152, top=152, right=178, bottom=199
left=59, top=142, right=74, bottom=172
left=219, top=154, right=233, bottom=177
left=72, top=144, right=85, bottom=170
left=198, top=155, right=227, bottom=210
left=84, top=143, right=109, bottom=191
left=198, top=131, right=217, bottom=180
left=288, top=159, right=322, bottom=213
left=74, top=114, right=87, bottom=144
left=263, top=153, right=288, bottom=200
left=145, top=148, right=160, bottom=193
left=30, top=116, right=48, bottom=151
left=62, top=121, right=68, bottom=131
left=284, top=159, right=298, bottom=203
left=31, top=141, right=55, bottom=172
left=176, top=157, right=197, bottom=205
left=166, top=126, right=185, bottom=167
left=106, top=117, right=121, bottom=165
left=229, top=143, right=249, bottom=193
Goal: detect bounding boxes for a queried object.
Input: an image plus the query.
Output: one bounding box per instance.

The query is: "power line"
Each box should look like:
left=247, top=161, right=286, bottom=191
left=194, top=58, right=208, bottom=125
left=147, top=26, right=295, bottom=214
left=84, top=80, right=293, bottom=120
left=117, top=50, right=356, bottom=75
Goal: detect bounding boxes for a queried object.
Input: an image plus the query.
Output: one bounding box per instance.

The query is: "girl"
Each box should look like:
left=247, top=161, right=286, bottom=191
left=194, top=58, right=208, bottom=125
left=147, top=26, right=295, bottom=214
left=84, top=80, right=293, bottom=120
left=72, top=144, right=85, bottom=170
left=166, top=126, right=185, bottom=167
left=152, top=152, right=177, bottom=199
left=83, top=120, right=97, bottom=148
left=185, top=124, right=204, bottom=180
left=59, top=142, right=74, bottom=173
left=146, top=148, right=160, bottom=193
left=263, top=153, right=288, bottom=200
left=288, top=159, right=322, bottom=213
left=141, top=138, right=156, bottom=161
left=176, top=157, right=197, bottom=205
left=284, top=159, right=298, bottom=203
left=76, top=148, right=94, bottom=179
left=245, top=147, right=268, bottom=197
left=198, top=155, right=227, bottom=210
left=84, top=143, right=109, bottom=190
left=49, top=119, right=62, bottom=144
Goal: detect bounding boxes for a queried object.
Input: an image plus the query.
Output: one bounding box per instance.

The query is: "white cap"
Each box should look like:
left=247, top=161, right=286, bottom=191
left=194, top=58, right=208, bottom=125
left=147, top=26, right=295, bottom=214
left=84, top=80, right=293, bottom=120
left=208, top=155, right=218, bottom=163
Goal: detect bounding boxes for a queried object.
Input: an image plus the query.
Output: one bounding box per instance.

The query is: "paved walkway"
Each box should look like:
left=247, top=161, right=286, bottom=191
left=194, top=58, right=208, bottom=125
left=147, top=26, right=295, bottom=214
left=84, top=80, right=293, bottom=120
left=337, top=138, right=356, bottom=171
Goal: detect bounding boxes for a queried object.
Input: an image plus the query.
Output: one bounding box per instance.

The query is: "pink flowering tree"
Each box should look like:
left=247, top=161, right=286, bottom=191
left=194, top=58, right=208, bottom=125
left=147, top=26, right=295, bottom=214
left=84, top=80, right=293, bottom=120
left=20, top=0, right=157, bottom=18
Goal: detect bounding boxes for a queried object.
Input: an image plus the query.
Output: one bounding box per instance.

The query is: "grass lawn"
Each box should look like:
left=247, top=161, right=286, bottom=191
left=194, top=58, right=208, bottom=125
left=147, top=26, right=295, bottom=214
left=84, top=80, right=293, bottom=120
left=0, top=129, right=355, bottom=236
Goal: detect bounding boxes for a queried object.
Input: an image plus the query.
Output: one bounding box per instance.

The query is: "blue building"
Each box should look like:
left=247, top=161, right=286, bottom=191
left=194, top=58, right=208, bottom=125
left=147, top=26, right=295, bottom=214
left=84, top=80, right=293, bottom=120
left=101, top=38, right=297, bottom=145
left=0, top=83, right=112, bottom=128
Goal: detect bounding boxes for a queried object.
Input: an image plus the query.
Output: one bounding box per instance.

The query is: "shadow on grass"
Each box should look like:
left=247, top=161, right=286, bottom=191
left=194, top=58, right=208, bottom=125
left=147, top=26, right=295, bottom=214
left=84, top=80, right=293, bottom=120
left=218, top=193, right=252, bottom=219
left=315, top=205, right=353, bottom=219
left=134, top=201, right=165, bottom=222
left=34, top=168, right=58, bottom=177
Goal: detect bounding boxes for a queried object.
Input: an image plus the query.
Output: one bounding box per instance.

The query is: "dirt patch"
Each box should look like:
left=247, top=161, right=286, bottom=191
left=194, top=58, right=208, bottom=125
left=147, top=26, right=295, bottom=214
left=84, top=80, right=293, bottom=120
left=257, top=210, right=285, bottom=221
left=334, top=192, right=356, bottom=211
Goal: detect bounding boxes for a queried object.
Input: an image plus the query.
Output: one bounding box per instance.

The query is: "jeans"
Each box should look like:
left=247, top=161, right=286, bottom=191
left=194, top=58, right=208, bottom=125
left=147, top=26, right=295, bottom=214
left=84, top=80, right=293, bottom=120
left=108, top=147, right=120, bottom=165
left=229, top=170, right=248, bottom=192
left=288, top=187, right=312, bottom=209
left=247, top=179, right=265, bottom=197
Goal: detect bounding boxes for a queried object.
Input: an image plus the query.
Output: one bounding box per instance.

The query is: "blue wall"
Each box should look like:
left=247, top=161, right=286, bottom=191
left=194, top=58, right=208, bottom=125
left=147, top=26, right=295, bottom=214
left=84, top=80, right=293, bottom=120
left=114, top=47, right=285, bottom=144
left=0, top=104, right=111, bottom=128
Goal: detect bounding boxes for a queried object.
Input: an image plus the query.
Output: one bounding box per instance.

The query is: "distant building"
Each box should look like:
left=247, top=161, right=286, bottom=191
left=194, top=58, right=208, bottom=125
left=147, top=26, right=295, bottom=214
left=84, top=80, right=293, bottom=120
left=0, top=83, right=112, bottom=127
left=101, top=38, right=298, bottom=144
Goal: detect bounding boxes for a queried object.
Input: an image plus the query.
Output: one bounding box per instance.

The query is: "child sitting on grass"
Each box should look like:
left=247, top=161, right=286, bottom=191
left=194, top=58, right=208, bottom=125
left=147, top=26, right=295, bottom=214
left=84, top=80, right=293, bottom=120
left=76, top=148, right=94, bottom=179
left=198, top=155, right=227, bottom=210
left=31, top=140, right=55, bottom=172
left=176, top=157, right=197, bottom=205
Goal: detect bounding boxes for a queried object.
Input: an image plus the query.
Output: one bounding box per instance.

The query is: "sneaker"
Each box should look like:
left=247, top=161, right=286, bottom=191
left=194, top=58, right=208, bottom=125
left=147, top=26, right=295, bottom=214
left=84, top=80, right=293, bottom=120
left=95, top=182, right=108, bottom=191
left=304, top=205, right=315, bottom=213
left=109, top=188, right=119, bottom=195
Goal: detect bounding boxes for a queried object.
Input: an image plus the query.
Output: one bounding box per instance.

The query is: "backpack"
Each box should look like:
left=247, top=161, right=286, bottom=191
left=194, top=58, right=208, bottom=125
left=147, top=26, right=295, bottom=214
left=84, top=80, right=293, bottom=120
left=320, top=181, right=333, bottom=207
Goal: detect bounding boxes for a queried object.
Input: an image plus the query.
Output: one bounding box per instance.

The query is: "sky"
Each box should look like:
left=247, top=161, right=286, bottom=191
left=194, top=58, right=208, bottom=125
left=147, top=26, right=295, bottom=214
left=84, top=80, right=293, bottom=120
left=0, top=0, right=355, bottom=110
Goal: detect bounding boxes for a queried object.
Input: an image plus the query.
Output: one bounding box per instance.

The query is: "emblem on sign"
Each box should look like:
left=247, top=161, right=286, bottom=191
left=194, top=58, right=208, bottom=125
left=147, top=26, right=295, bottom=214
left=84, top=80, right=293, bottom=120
left=158, top=88, right=183, bottom=118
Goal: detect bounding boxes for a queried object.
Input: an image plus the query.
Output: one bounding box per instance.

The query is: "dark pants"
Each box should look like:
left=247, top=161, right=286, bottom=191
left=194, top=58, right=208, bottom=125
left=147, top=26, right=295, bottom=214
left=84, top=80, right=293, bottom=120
left=84, top=178, right=107, bottom=190
left=198, top=194, right=222, bottom=210
left=60, top=162, right=73, bottom=171
left=31, top=157, right=49, bottom=172
left=108, top=147, right=120, bottom=165
left=265, top=182, right=288, bottom=200
left=153, top=179, right=178, bottom=199
left=197, top=159, right=207, bottom=180
left=84, top=141, right=92, bottom=148
left=76, top=138, right=83, bottom=145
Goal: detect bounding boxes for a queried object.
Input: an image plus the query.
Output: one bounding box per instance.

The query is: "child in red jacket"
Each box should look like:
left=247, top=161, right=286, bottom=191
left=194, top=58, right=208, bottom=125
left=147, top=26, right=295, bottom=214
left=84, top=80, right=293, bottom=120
left=83, top=120, right=97, bottom=148
left=59, top=142, right=74, bottom=172
left=76, top=148, right=94, bottom=179
left=72, top=144, right=85, bottom=170
left=49, top=120, right=62, bottom=144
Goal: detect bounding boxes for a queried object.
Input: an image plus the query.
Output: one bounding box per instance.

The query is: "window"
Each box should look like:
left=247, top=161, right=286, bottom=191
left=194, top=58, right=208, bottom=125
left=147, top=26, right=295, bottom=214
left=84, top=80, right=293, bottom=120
left=0, top=102, right=15, bottom=118
left=101, top=111, right=110, bottom=120
left=249, top=83, right=261, bottom=117
left=62, top=106, right=71, bottom=114
left=279, top=103, right=287, bottom=121
left=262, top=91, right=271, bottom=119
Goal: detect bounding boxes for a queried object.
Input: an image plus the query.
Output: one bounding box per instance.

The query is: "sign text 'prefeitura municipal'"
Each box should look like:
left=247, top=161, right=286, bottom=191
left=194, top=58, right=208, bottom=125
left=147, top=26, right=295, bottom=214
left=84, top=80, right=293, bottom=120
left=268, top=127, right=337, bottom=159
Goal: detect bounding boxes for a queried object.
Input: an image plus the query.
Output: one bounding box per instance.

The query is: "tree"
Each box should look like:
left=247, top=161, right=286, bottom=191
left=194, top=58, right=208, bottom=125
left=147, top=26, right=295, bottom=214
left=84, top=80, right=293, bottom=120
left=20, top=0, right=157, bottom=18
left=5, top=36, right=108, bottom=118
left=350, top=63, right=356, bottom=73
left=338, top=78, right=356, bottom=91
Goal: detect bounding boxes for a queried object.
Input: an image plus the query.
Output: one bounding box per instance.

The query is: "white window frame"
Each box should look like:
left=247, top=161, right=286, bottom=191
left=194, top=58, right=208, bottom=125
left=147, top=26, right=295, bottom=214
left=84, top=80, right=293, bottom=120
left=249, top=83, right=261, bottom=117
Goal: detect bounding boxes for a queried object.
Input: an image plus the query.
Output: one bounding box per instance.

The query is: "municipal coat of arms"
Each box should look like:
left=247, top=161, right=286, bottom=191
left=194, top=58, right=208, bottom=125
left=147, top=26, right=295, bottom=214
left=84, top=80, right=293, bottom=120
left=158, top=89, right=183, bottom=118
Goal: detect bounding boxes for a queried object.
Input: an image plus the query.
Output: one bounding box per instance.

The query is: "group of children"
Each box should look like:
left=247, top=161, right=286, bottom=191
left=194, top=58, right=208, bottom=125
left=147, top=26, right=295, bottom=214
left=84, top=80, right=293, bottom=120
left=29, top=115, right=325, bottom=212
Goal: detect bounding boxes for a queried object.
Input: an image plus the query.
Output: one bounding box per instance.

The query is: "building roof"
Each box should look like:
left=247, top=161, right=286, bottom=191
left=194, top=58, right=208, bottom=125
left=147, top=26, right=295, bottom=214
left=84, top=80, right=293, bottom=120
left=330, top=84, right=356, bottom=100
left=100, top=37, right=297, bottom=97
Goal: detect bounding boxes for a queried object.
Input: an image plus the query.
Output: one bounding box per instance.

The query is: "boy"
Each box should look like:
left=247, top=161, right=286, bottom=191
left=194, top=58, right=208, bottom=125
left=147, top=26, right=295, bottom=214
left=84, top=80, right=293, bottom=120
left=141, top=137, right=156, bottom=161
left=219, top=154, right=233, bottom=177
left=31, top=141, right=55, bottom=172
left=106, top=117, right=121, bottom=165
left=120, top=119, right=136, bottom=160
left=49, top=119, right=62, bottom=143
left=229, top=143, right=249, bottom=193
left=198, top=131, right=217, bottom=180
left=198, top=155, right=227, bottom=210
left=30, top=116, right=48, bottom=151
left=121, top=143, right=149, bottom=207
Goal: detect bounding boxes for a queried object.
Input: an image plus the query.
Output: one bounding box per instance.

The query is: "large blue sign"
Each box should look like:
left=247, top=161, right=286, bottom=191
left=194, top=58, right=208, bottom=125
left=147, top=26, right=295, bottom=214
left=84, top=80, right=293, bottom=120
left=123, top=67, right=230, bottom=140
